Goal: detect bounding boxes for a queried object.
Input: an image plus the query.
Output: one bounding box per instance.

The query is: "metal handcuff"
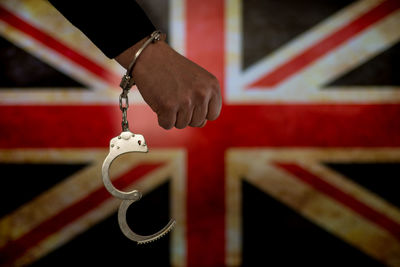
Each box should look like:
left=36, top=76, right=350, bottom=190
left=102, top=30, right=175, bottom=244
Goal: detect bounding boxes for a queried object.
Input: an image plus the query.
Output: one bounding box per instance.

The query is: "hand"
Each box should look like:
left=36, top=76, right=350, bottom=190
left=115, top=35, right=222, bottom=129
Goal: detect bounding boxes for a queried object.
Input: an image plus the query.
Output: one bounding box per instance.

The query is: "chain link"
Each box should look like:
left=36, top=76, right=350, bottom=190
left=121, top=107, right=129, bottom=131
left=119, top=91, right=130, bottom=131
left=119, top=92, right=129, bottom=110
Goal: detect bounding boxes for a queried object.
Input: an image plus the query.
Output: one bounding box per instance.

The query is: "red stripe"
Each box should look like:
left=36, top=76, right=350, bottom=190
left=186, top=0, right=226, bottom=265
left=0, top=6, right=120, bottom=87
left=0, top=104, right=399, bottom=149
left=275, top=163, right=400, bottom=240
left=248, top=0, right=400, bottom=88
left=186, top=0, right=225, bottom=99
left=0, top=163, right=163, bottom=265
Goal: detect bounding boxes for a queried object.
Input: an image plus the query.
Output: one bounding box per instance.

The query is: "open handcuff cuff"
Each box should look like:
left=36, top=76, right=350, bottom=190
left=102, top=30, right=175, bottom=244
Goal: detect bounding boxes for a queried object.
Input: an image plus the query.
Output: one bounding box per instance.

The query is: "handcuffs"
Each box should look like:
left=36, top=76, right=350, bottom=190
left=101, top=31, right=175, bottom=244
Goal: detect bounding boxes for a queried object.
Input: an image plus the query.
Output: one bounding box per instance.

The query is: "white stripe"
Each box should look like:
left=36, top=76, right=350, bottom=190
left=170, top=0, right=186, bottom=55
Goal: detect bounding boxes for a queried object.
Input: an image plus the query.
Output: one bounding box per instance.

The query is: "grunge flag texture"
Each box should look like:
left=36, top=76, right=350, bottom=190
left=0, top=0, right=399, bottom=266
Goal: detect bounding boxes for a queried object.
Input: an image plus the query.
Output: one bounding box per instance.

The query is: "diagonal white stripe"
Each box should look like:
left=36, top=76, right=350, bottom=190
left=226, top=0, right=400, bottom=103
left=226, top=148, right=400, bottom=266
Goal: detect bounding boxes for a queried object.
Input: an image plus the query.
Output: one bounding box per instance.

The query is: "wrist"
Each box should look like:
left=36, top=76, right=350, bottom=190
left=114, top=32, right=167, bottom=71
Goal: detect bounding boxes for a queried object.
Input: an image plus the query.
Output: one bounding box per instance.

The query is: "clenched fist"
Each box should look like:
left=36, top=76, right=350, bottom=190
left=115, top=35, right=222, bottom=129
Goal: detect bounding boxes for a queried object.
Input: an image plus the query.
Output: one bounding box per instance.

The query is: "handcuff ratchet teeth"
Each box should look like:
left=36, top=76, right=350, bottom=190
left=101, top=30, right=174, bottom=244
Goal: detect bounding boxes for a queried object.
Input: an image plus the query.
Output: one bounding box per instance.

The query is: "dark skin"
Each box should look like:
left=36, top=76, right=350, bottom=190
left=115, top=34, right=222, bottom=130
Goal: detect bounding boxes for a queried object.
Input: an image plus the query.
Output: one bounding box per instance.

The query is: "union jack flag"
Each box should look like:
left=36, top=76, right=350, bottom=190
left=0, top=0, right=399, bottom=266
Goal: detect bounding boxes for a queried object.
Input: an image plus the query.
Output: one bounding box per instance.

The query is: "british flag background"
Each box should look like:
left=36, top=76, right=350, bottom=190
left=0, top=0, right=399, bottom=266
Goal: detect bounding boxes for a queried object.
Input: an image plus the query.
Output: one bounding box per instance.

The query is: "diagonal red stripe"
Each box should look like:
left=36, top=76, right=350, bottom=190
left=0, top=163, right=163, bottom=265
left=248, top=0, right=400, bottom=89
left=275, top=163, right=400, bottom=241
left=0, top=6, right=120, bottom=87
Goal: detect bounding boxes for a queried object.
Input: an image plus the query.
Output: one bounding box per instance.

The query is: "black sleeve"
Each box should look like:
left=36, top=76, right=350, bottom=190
left=48, top=0, right=155, bottom=58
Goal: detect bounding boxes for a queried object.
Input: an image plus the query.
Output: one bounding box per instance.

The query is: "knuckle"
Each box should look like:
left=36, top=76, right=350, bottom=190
left=194, top=89, right=208, bottom=101
left=160, top=101, right=176, bottom=113
left=164, top=101, right=174, bottom=110
left=157, top=102, right=176, bottom=125
left=180, top=96, right=192, bottom=109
